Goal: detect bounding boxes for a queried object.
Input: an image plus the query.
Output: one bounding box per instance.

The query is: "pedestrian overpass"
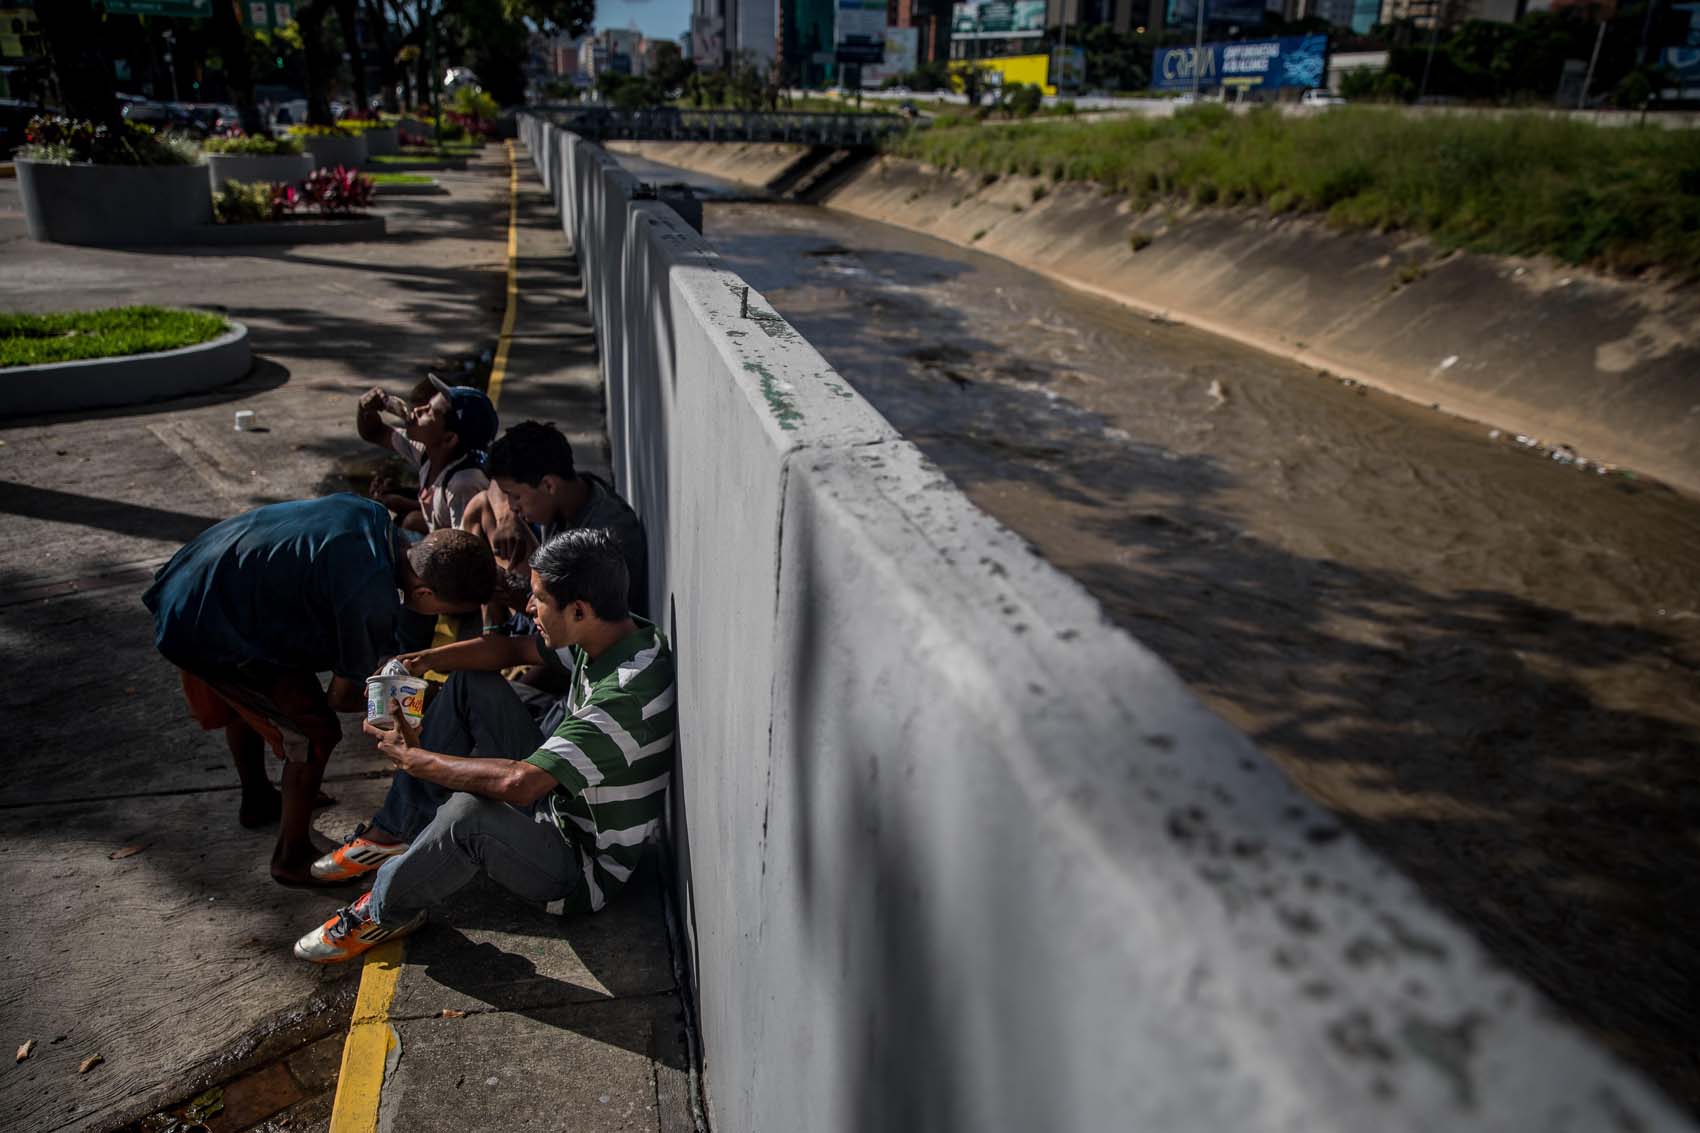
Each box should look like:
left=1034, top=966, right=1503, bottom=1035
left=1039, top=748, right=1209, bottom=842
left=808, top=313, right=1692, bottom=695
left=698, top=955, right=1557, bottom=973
left=530, top=105, right=908, bottom=147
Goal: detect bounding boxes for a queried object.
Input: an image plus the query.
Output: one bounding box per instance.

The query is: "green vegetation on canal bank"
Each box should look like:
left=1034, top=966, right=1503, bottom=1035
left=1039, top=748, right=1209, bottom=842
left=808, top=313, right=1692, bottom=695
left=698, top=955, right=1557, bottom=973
left=0, top=307, right=228, bottom=368
left=893, top=107, right=1700, bottom=277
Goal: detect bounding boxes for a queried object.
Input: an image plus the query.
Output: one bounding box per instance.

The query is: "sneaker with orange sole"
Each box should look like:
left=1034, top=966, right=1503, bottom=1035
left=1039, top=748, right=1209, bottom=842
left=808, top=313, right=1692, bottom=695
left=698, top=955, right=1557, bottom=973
left=309, top=823, right=408, bottom=882
left=293, top=891, right=425, bottom=964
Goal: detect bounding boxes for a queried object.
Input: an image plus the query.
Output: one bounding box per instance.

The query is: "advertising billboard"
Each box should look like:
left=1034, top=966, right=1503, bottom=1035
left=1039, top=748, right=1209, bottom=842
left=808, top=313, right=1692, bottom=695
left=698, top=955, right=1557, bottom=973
left=864, top=26, right=920, bottom=85
left=951, top=0, right=1047, bottom=40
left=1151, top=34, right=1327, bottom=92
left=836, top=0, right=887, bottom=64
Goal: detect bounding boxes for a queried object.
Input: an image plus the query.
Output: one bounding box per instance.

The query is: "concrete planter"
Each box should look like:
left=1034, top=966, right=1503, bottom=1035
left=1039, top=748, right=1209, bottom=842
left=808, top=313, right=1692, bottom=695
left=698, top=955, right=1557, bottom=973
left=297, top=133, right=367, bottom=170
left=196, top=215, right=386, bottom=245
left=16, top=159, right=212, bottom=246
left=0, top=321, right=251, bottom=417
left=360, top=125, right=400, bottom=156
left=206, top=151, right=315, bottom=190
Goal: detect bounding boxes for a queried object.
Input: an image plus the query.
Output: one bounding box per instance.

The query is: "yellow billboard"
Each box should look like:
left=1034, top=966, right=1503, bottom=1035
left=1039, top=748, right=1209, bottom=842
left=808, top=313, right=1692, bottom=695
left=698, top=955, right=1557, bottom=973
left=951, top=54, right=1056, bottom=96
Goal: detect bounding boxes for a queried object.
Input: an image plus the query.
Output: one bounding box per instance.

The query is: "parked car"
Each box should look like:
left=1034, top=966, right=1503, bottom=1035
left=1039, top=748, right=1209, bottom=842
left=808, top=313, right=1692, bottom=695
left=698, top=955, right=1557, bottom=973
left=121, top=99, right=172, bottom=127
left=0, top=97, right=44, bottom=155
left=1300, top=88, right=1346, bottom=107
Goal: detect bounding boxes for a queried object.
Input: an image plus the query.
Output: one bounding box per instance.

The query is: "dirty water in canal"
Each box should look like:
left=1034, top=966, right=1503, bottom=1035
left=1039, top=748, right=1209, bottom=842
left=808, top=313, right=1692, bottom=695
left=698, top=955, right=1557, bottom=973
left=616, top=154, right=1700, bottom=1110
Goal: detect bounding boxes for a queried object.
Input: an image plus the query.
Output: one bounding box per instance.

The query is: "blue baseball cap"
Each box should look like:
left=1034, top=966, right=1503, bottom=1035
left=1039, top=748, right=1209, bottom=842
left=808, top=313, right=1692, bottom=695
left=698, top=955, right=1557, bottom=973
left=427, top=373, right=499, bottom=454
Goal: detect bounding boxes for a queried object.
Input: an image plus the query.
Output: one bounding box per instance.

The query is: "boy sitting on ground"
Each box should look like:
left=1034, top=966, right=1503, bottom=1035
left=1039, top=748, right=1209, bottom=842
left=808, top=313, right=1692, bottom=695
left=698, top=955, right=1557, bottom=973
left=356, top=375, right=498, bottom=533
left=293, top=529, right=677, bottom=960
left=143, top=495, right=498, bottom=885
left=485, top=420, right=650, bottom=618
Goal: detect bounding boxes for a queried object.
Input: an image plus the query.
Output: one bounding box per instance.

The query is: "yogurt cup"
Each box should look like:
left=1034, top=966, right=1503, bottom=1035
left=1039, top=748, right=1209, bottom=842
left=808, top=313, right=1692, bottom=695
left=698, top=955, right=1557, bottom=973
left=366, top=674, right=428, bottom=730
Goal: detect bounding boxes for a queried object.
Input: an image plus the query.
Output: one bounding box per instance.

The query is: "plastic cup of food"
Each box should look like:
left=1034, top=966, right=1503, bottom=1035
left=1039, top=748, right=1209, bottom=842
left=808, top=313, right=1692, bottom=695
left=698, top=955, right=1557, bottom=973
left=366, top=674, right=428, bottom=730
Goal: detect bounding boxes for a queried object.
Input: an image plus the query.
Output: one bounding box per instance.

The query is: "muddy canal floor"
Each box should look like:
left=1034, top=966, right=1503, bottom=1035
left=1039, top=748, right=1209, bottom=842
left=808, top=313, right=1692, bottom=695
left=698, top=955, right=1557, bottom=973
left=693, top=196, right=1700, bottom=1112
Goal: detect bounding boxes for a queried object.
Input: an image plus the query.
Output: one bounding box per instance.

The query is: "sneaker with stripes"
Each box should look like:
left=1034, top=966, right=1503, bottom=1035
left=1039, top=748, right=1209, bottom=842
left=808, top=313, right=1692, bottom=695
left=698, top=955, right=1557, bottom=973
left=309, top=823, right=409, bottom=881
left=292, top=891, right=424, bottom=963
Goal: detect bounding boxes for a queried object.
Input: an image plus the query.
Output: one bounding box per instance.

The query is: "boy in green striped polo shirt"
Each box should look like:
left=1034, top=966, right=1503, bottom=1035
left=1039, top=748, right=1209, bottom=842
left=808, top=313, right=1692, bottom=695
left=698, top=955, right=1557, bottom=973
left=292, top=529, right=677, bottom=963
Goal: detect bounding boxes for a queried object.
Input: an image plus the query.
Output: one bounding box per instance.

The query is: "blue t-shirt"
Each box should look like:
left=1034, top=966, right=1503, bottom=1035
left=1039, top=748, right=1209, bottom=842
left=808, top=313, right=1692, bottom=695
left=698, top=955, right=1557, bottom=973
left=143, top=495, right=403, bottom=679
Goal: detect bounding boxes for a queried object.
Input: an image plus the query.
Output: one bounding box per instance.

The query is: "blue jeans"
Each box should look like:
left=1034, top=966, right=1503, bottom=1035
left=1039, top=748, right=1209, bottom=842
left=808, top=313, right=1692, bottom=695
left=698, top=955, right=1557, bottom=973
left=367, top=671, right=581, bottom=923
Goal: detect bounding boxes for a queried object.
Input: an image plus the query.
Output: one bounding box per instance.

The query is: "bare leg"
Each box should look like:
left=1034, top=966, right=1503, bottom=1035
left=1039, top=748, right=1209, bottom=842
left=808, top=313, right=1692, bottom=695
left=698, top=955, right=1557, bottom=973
left=229, top=721, right=282, bottom=829
left=272, top=759, right=332, bottom=885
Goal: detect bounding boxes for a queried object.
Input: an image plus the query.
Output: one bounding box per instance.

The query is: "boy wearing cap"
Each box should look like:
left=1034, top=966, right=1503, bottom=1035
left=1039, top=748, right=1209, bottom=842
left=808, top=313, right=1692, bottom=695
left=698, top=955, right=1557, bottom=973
left=357, top=376, right=498, bottom=533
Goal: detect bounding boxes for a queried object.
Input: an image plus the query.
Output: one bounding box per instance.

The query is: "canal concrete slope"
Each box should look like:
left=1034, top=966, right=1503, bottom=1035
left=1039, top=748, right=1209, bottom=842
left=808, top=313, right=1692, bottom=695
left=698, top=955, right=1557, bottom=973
left=521, top=117, right=1692, bottom=1133
left=609, top=139, right=1700, bottom=499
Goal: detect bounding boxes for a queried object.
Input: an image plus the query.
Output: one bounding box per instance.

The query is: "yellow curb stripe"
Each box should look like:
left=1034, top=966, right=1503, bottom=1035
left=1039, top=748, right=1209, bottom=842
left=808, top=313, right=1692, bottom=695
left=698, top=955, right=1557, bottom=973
left=325, top=144, right=524, bottom=1133
left=327, top=940, right=406, bottom=1133
left=486, top=140, right=520, bottom=409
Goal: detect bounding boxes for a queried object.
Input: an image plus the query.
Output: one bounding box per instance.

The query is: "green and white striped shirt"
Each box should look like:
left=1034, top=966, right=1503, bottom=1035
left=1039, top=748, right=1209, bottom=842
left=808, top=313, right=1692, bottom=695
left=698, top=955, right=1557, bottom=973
left=524, top=619, right=676, bottom=912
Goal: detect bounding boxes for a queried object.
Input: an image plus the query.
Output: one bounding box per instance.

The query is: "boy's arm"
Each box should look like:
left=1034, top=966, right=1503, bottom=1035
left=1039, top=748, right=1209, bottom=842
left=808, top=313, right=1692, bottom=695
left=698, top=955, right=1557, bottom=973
left=357, top=387, right=400, bottom=449
left=397, top=633, right=544, bottom=676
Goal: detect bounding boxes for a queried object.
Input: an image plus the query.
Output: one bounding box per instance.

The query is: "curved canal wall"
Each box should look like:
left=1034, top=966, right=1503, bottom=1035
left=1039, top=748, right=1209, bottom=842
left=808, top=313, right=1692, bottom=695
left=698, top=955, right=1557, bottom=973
left=611, top=139, right=1700, bottom=498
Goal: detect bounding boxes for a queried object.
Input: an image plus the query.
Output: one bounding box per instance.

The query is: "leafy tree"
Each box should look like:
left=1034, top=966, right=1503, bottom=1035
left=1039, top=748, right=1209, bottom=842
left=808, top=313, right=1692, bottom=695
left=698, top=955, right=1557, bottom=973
left=34, top=0, right=118, bottom=125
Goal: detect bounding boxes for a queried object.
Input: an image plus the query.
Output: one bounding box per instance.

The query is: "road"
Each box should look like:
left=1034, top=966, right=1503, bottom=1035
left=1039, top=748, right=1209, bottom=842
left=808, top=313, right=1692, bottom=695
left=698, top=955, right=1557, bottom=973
left=618, top=151, right=1700, bottom=1115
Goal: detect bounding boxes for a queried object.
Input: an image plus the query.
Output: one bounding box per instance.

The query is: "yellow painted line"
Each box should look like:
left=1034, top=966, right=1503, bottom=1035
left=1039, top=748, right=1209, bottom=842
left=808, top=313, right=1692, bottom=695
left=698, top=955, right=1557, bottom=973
left=485, top=140, right=520, bottom=409
left=327, top=940, right=405, bottom=1133
left=324, top=145, right=523, bottom=1133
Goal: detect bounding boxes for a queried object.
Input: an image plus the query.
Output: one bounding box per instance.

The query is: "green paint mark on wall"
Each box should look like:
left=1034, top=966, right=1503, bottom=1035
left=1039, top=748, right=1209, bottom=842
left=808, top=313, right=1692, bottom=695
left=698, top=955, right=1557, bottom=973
left=745, top=360, right=803, bottom=431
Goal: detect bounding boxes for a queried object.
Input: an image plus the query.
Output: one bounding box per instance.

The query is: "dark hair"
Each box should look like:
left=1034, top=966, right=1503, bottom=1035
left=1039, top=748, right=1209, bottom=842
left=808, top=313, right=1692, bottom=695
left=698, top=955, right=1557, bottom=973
left=486, top=420, right=575, bottom=487
left=530, top=528, right=630, bottom=621
left=406, top=528, right=498, bottom=606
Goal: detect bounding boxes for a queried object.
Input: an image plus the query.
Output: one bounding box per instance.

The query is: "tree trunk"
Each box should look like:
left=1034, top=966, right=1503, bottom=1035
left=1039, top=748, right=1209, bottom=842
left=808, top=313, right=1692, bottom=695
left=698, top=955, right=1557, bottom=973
left=213, top=0, right=264, bottom=133
left=365, top=0, right=400, bottom=112
left=36, top=0, right=119, bottom=126
left=299, top=0, right=334, bottom=125
left=334, top=0, right=369, bottom=112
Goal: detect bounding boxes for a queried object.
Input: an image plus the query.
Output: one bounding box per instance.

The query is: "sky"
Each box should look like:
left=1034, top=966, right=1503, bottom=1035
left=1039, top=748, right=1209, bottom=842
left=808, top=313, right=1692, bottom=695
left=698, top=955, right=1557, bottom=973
left=591, top=0, right=694, bottom=41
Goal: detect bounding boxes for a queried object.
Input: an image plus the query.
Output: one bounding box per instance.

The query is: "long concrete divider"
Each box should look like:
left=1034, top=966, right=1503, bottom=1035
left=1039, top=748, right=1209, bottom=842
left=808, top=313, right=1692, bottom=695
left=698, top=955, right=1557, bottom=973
left=518, top=114, right=1689, bottom=1132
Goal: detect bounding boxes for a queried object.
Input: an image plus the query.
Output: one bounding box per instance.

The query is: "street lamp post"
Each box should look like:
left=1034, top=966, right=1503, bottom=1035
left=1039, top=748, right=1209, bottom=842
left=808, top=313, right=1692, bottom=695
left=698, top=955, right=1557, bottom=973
left=1579, top=20, right=1606, bottom=109
left=1191, top=0, right=1206, bottom=98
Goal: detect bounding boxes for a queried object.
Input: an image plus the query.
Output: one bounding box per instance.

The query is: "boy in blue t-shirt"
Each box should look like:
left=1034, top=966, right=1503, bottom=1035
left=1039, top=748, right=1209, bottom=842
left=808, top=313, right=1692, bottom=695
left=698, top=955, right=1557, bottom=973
left=143, top=495, right=497, bottom=886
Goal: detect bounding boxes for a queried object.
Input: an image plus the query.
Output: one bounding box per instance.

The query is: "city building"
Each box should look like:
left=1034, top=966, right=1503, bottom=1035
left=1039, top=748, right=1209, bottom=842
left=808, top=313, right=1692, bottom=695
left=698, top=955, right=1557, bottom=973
left=694, top=0, right=779, bottom=70
left=780, top=0, right=837, bottom=83
left=888, top=0, right=953, bottom=63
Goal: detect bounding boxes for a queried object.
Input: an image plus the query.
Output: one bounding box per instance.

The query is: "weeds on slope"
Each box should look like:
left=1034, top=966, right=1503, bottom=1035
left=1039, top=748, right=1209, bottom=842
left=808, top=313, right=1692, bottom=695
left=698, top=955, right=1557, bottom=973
left=891, top=106, right=1700, bottom=277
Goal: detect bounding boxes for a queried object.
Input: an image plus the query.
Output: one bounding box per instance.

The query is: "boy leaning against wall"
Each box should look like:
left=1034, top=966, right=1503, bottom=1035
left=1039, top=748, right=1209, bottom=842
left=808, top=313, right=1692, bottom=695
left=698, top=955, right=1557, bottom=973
left=143, top=495, right=498, bottom=885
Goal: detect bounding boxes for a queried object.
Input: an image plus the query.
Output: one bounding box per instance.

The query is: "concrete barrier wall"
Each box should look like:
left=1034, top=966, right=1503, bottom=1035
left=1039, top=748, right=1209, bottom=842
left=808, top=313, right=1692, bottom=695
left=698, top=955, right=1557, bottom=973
left=518, top=115, right=1691, bottom=1133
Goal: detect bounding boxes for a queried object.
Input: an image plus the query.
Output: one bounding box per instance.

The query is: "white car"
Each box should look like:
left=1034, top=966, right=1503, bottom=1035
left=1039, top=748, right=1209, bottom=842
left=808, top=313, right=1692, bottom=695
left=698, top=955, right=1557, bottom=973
left=1300, top=88, right=1347, bottom=107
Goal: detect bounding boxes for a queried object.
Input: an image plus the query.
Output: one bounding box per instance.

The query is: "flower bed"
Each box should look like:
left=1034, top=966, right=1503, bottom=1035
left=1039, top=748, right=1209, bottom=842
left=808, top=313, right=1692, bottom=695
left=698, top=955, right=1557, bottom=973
left=203, top=165, right=385, bottom=243
left=287, top=125, right=367, bottom=169
left=15, top=115, right=211, bottom=245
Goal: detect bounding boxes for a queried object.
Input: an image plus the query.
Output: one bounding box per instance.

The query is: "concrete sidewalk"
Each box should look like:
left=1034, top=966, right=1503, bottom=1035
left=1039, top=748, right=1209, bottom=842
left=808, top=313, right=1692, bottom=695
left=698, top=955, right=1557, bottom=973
left=354, top=150, right=701, bottom=1133
left=0, top=146, right=696, bottom=1132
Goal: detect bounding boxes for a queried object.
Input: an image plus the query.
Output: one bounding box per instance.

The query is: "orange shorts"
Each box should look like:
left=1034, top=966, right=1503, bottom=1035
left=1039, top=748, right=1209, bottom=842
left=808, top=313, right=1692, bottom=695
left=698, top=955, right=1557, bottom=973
left=178, top=665, right=342, bottom=765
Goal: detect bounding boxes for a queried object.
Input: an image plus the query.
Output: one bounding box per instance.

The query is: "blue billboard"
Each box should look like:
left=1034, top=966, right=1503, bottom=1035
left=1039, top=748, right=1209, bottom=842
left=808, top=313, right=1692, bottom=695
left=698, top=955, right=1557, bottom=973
left=1152, top=34, right=1328, bottom=93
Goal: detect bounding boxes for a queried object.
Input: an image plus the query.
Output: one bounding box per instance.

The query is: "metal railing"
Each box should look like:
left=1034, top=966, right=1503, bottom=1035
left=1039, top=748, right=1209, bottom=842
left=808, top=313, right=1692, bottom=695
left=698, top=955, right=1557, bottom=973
left=531, top=105, right=908, bottom=147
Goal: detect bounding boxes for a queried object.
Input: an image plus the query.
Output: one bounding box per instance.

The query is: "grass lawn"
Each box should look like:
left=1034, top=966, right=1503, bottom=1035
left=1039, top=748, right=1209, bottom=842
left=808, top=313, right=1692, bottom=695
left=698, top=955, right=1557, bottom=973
left=894, top=106, right=1700, bottom=276
left=0, top=307, right=228, bottom=368
left=369, top=172, right=437, bottom=185
left=371, top=153, right=465, bottom=165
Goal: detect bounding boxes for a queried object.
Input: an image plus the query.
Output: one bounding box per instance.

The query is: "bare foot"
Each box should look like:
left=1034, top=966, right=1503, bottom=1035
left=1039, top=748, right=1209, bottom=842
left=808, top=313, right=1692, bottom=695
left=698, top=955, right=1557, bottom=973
left=270, top=841, right=353, bottom=888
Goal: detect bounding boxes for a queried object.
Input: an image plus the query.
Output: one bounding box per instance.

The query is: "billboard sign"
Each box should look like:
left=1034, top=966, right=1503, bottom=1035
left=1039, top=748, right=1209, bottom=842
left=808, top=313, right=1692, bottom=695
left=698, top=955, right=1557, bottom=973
left=1167, top=0, right=1269, bottom=29
left=102, top=0, right=213, bottom=16
left=864, top=26, right=920, bottom=85
left=690, top=13, right=725, bottom=68
left=1052, top=44, right=1084, bottom=90
left=1152, top=34, right=1327, bottom=92
left=836, top=0, right=886, bottom=64
left=951, top=0, right=1046, bottom=39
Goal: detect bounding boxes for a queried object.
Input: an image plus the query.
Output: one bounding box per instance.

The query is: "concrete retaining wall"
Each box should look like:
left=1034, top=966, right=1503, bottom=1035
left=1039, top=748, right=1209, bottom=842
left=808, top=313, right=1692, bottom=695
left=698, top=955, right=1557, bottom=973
left=520, top=115, right=1692, bottom=1133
